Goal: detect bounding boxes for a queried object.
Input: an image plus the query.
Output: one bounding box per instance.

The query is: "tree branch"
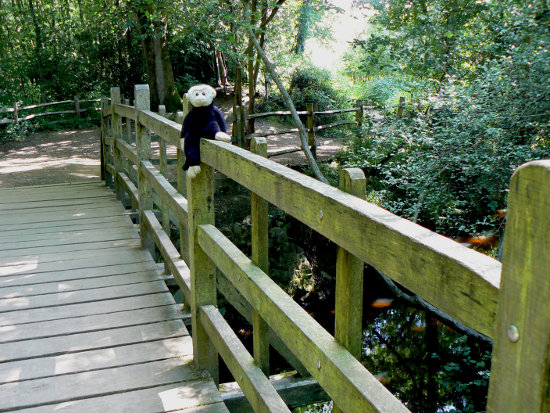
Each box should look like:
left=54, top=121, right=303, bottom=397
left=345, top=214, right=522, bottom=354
left=247, top=28, right=328, bottom=184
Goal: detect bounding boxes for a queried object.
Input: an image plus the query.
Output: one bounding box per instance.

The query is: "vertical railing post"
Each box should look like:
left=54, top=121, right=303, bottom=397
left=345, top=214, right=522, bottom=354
left=111, top=87, right=123, bottom=200
left=120, top=98, right=132, bottom=190
left=188, top=160, right=218, bottom=383
left=250, top=137, right=270, bottom=376
left=158, top=105, right=168, bottom=176
left=100, top=97, right=111, bottom=186
left=240, top=106, right=246, bottom=148
left=233, top=67, right=240, bottom=145
left=487, top=160, right=550, bottom=412
left=74, top=95, right=80, bottom=117
left=99, top=98, right=106, bottom=182
left=234, top=67, right=246, bottom=148
left=355, top=99, right=363, bottom=129
left=307, top=102, right=317, bottom=159
left=176, top=111, right=184, bottom=125
left=14, top=102, right=19, bottom=124
left=124, top=98, right=132, bottom=142
left=135, top=85, right=154, bottom=254
left=157, top=105, right=170, bottom=235
left=397, top=96, right=405, bottom=117
left=177, top=100, right=190, bottom=265
left=235, top=105, right=243, bottom=147
left=333, top=168, right=366, bottom=413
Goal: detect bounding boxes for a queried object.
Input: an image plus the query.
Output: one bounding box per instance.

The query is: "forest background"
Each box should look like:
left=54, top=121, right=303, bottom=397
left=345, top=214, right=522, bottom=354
left=1, top=0, right=549, bottom=411
left=2, top=0, right=549, bottom=237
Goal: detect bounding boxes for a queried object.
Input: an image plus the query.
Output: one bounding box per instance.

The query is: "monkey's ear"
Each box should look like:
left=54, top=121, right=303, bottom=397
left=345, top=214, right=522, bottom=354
left=207, top=85, right=217, bottom=102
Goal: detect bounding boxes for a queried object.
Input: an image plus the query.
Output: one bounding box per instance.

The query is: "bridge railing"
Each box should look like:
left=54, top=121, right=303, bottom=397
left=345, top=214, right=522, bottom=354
left=101, top=84, right=550, bottom=412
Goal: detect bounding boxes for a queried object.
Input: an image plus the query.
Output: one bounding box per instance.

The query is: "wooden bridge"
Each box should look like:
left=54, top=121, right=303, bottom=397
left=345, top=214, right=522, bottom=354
left=1, top=84, right=549, bottom=412
left=0, top=181, right=226, bottom=412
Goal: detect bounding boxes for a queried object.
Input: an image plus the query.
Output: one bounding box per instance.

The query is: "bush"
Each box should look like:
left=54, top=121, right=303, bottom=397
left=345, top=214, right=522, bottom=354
left=289, top=65, right=344, bottom=111
left=359, top=77, right=405, bottom=107
left=0, top=121, right=35, bottom=144
left=338, top=82, right=549, bottom=237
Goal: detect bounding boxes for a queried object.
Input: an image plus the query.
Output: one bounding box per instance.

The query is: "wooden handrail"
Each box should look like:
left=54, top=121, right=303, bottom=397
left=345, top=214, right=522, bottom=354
left=197, top=223, right=410, bottom=412
left=101, top=84, right=550, bottom=412
left=200, top=139, right=501, bottom=338
left=113, top=103, right=136, bottom=121
left=138, top=110, right=182, bottom=149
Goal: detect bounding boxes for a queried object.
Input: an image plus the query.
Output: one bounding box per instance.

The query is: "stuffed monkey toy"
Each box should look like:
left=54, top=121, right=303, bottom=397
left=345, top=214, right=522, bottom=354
left=181, top=84, right=231, bottom=179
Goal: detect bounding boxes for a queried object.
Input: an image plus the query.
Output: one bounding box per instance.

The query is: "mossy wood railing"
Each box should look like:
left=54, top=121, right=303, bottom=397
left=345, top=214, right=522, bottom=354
left=101, top=85, right=550, bottom=412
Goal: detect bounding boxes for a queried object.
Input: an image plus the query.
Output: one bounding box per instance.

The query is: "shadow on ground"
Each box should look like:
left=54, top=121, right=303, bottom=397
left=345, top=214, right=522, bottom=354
left=0, top=128, right=101, bottom=188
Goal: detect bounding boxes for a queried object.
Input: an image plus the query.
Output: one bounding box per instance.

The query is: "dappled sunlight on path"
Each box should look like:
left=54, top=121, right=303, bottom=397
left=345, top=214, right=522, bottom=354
left=0, top=128, right=101, bottom=188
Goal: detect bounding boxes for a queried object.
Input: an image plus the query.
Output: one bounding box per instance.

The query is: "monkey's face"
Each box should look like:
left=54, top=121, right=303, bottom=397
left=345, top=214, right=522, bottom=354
left=187, top=85, right=216, bottom=107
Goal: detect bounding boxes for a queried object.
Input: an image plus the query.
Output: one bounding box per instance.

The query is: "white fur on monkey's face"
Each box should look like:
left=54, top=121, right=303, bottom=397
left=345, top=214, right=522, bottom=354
left=187, top=84, right=217, bottom=107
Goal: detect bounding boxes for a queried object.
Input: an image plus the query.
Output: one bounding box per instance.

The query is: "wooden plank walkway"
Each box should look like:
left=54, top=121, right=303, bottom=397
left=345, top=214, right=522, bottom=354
left=0, top=181, right=228, bottom=412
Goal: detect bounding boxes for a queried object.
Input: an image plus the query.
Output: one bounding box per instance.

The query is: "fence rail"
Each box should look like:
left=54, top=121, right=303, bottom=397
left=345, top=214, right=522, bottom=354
left=232, top=99, right=364, bottom=157
left=101, top=84, right=550, bottom=412
left=0, top=97, right=101, bottom=124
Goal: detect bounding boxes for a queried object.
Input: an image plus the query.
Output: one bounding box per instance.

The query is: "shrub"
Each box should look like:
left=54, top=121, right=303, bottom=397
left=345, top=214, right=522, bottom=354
left=0, top=121, right=35, bottom=144
left=338, top=84, right=549, bottom=238
left=289, top=65, right=344, bottom=111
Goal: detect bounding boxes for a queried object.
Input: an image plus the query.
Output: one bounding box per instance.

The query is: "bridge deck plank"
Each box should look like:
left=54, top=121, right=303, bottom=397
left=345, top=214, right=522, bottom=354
left=0, top=213, right=133, bottom=235
left=0, top=183, right=226, bottom=413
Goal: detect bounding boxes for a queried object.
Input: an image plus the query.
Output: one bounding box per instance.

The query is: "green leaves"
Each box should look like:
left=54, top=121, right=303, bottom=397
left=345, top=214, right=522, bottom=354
left=339, top=0, right=550, bottom=238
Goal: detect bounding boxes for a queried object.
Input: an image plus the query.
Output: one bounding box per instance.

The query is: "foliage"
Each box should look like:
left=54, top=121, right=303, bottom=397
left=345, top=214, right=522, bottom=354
left=293, top=401, right=332, bottom=413
left=300, top=161, right=340, bottom=187
left=348, top=0, right=489, bottom=89
left=0, top=121, right=35, bottom=144
left=289, top=64, right=345, bottom=111
left=339, top=0, right=550, bottom=237
left=340, top=95, right=548, bottom=237
left=293, top=0, right=333, bottom=54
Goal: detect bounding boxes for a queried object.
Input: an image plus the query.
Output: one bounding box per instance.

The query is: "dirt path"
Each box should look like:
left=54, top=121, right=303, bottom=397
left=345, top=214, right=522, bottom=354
left=0, top=108, right=347, bottom=188
left=0, top=128, right=102, bottom=188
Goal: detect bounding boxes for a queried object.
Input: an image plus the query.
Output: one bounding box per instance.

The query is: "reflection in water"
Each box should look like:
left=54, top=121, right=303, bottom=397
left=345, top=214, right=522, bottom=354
left=361, top=304, right=492, bottom=413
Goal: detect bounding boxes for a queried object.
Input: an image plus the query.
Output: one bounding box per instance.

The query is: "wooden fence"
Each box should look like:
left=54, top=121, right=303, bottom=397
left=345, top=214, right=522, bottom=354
left=101, top=84, right=550, bottom=412
left=233, top=101, right=363, bottom=158
left=0, top=97, right=100, bottom=125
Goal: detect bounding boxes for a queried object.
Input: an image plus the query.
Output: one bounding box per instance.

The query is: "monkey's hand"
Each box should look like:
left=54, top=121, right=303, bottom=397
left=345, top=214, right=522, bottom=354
left=187, top=165, right=201, bottom=179
left=215, top=131, right=231, bottom=142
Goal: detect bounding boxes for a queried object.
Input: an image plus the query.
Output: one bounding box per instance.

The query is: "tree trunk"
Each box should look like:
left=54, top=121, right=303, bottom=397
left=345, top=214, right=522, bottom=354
left=137, top=11, right=180, bottom=112
left=27, top=0, right=44, bottom=85
left=159, top=31, right=181, bottom=112
left=0, top=0, right=5, bottom=59
left=215, top=50, right=231, bottom=95
left=294, top=0, right=312, bottom=54
left=246, top=0, right=258, bottom=136
left=245, top=0, right=286, bottom=136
